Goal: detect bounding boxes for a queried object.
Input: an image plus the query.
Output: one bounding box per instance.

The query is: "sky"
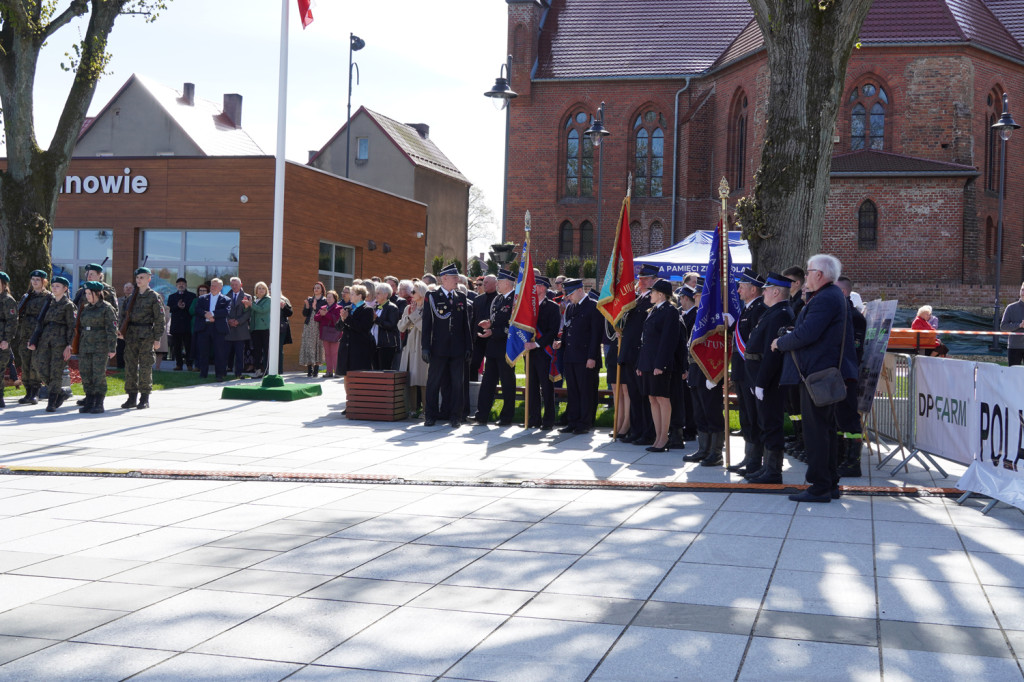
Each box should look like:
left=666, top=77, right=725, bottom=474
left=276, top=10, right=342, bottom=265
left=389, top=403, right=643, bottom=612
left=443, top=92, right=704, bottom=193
left=8, top=0, right=508, bottom=253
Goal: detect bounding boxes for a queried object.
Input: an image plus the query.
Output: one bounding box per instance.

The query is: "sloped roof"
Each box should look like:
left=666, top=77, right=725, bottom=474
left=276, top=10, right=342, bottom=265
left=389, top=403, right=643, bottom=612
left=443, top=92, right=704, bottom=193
left=311, top=107, right=469, bottom=185
left=981, top=0, right=1024, bottom=50
left=831, top=149, right=979, bottom=175
left=534, top=0, right=755, bottom=79
left=78, top=74, right=264, bottom=156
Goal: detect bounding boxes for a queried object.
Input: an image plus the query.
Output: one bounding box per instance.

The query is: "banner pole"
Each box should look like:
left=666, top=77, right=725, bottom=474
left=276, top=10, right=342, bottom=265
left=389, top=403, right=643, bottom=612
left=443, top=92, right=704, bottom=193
left=613, top=333, right=622, bottom=439
left=523, top=351, right=530, bottom=429
left=718, top=177, right=731, bottom=468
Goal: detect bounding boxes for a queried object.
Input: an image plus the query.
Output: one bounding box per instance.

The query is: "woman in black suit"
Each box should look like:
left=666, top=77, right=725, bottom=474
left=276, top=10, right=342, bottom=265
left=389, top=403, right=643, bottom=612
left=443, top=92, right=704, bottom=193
left=372, top=282, right=401, bottom=370
left=636, top=279, right=680, bottom=452
left=337, top=284, right=376, bottom=376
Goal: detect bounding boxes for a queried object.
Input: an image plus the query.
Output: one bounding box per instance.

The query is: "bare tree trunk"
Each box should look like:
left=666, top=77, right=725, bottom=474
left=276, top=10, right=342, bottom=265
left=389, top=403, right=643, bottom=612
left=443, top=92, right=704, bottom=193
left=740, top=0, right=874, bottom=274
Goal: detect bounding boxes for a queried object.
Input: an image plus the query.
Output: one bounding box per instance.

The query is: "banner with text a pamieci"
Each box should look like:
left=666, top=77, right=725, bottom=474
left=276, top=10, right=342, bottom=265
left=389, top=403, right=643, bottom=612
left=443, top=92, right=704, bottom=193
left=957, top=363, right=1024, bottom=510
left=912, top=355, right=976, bottom=466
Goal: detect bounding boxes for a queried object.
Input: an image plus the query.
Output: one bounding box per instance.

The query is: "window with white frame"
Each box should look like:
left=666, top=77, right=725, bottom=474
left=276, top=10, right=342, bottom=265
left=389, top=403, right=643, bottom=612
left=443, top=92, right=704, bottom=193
left=319, top=241, right=356, bottom=292
left=142, top=229, right=239, bottom=299
left=51, top=229, right=113, bottom=293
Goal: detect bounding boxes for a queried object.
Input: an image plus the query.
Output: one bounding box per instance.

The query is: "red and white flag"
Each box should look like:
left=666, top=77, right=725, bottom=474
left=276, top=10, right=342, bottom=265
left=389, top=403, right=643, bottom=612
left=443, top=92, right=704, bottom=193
left=297, top=0, right=314, bottom=28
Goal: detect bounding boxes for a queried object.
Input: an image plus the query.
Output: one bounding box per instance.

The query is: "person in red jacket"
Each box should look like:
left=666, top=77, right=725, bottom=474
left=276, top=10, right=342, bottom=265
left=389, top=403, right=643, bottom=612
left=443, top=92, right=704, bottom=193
left=911, top=305, right=948, bottom=357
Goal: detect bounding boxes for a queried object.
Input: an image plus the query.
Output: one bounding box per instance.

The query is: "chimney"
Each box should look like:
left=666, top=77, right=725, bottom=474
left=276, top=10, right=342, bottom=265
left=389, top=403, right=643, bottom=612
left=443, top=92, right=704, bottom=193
left=182, top=83, right=195, bottom=106
left=223, top=94, right=243, bottom=129
left=407, top=123, right=429, bottom=139
left=308, top=150, right=318, bottom=164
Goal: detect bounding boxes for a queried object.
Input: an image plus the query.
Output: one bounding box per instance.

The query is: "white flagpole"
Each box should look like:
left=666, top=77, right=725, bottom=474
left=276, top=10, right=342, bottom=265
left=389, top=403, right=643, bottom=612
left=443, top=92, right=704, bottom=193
left=267, top=0, right=290, bottom=378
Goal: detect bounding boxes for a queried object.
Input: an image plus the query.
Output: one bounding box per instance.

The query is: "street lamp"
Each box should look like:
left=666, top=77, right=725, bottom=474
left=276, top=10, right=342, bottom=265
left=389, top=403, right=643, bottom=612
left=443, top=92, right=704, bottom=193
left=345, top=33, right=366, bottom=179
left=991, top=93, right=1020, bottom=351
left=587, top=102, right=611, bottom=270
left=483, top=55, right=517, bottom=242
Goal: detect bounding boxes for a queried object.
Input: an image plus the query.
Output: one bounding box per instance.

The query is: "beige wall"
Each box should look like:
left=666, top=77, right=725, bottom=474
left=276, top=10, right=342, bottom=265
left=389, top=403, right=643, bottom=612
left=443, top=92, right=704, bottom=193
left=415, top=167, right=469, bottom=268
left=311, top=114, right=416, bottom=197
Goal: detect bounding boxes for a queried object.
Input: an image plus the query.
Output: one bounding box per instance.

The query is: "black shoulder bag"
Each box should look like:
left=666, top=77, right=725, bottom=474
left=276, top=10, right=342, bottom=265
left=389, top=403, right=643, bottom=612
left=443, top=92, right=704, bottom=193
left=790, top=301, right=848, bottom=407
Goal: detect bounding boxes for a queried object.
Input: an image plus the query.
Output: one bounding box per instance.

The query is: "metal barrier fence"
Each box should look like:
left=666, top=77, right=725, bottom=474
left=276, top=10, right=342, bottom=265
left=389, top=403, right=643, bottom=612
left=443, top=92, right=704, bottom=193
left=864, top=353, right=950, bottom=477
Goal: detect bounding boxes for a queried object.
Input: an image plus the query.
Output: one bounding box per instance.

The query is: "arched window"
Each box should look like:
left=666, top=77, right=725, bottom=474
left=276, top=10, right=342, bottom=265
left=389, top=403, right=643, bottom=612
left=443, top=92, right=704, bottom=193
left=987, top=89, right=1002, bottom=192
left=650, top=222, right=665, bottom=251
left=565, top=111, right=594, bottom=198
left=849, top=81, right=888, bottom=151
left=579, top=221, right=594, bottom=257
left=729, top=92, right=748, bottom=190
left=559, top=221, right=574, bottom=257
left=632, top=111, right=665, bottom=197
left=630, top=220, right=645, bottom=256
left=858, top=200, right=878, bottom=249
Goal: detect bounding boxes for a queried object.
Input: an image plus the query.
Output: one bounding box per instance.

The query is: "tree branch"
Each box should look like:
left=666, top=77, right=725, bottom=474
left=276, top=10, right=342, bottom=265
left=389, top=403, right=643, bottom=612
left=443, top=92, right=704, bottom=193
left=41, top=0, right=89, bottom=42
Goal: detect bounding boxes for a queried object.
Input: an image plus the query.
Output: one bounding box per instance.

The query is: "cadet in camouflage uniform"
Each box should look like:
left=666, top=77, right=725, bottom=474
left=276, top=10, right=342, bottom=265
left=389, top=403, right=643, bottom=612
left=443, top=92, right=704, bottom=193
left=72, top=263, right=117, bottom=309
left=119, top=267, right=165, bottom=409
left=0, top=272, right=16, bottom=409
left=27, top=276, right=76, bottom=412
left=77, top=281, right=118, bottom=414
left=15, top=269, right=51, bottom=405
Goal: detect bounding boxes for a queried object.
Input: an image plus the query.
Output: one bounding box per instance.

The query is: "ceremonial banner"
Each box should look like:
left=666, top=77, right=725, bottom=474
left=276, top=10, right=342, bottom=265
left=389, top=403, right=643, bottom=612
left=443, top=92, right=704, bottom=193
left=913, top=355, right=976, bottom=466
left=597, top=194, right=636, bottom=326
left=297, top=0, right=314, bottom=27
left=957, top=363, right=1024, bottom=510
left=856, top=299, right=898, bottom=413
left=689, top=221, right=741, bottom=382
left=506, top=216, right=537, bottom=366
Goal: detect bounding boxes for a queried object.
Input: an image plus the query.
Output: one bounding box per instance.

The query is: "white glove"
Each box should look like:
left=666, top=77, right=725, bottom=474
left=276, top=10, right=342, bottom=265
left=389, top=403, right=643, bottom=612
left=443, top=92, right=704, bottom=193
left=706, top=379, right=716, bottom=390
left=724, top=313, right=735, bottom=326
left=755, top=386, right=764, bottom=401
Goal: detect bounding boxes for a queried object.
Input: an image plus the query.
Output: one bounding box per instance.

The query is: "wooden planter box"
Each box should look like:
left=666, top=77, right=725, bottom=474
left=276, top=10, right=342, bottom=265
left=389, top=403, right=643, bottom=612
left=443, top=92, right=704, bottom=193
left=345, top=371, right=408, bottom=421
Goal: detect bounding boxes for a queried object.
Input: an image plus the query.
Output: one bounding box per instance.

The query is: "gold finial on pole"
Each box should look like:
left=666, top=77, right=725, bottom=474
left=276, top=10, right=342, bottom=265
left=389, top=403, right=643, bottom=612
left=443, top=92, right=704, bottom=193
left=719, top=177, right=730, bottom=216
left=525, top=210, right=531, bottom=233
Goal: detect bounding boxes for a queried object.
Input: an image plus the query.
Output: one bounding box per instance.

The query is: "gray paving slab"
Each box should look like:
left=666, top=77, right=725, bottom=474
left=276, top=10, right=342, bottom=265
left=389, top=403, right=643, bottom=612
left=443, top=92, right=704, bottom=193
left=737, top=637, right=881, bottom=680
left=0, top=641, right=174, bottom=681
left=775, top=537, right=875, bottom=576
left=443, top=549, right=578, bottom=592
left=652, top=562, right=771, bottom=610
left=881, top=648, right=1024, bottom=682
left=103, top=561, right=237, bottom=588
left=517, top=592, right=642, bottom=625
left=255, top=537, right=401, bottom=576
left=303, top=577, right=433, bottom=606
left=0, top=604, right=125, bottom=640
left=128, top=652, right=302, bottom=681
left=415, top=518, right=531, bottom=549
left=754, top=610, right=878, bottom=646
left=880, top=620, right=1014, bottom=658
left=9, top=555, right=144, bottom=581
left=408, top=585, right=534, bottom=615
left=543, top=555, right=674, bottom=600
left=877, top=576, right=999, bottom=628
left=0, top=635, right=57, bottom=666
left=680, top=532, right=785, bottom=569
left=287, top=666, right=433, bottom=681
left=764, top=568, right=877, bottom=619
left=590, top=626, right=748, bottom=681
left=634, top=601, right=758, bottom=636
left=38, top=580, right=183, bottom=611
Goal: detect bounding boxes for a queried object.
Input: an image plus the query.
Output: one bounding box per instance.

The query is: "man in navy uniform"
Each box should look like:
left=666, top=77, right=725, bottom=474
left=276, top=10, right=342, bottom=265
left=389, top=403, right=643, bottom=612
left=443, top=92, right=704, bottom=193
left=727, top=269, right=767, bottom=475
left=525, top=276, right=561, bottom=429
left=617, top=263, right=657, bottom=444
left=166, top=278, right=196, bottom=371
left=194, top=277, right=230, bottom=381
left=422, top=263, right=473, bottom=427
left=556, top=278, right=602, bottom=434
left=743, top=273, right=795, bottom=484
left=469, top=274, right=497, bottom=382
left=475, top=269, right=517, bottom=426
left=773, top=254, right=858, bottom=503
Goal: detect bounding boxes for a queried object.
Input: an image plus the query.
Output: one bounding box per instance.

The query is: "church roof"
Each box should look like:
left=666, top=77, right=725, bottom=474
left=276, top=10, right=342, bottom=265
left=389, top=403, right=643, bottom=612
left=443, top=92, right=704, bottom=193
left=535, top=0, right=1024, bottom=80
left=830, top=149, right=979, bottom=176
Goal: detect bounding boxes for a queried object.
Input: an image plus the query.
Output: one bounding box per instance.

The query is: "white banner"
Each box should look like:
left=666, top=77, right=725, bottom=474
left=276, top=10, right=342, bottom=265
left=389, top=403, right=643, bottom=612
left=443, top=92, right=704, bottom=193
left=957, top=363, right=1024, bottom=510
left=913, top=356, right=976, bottom=466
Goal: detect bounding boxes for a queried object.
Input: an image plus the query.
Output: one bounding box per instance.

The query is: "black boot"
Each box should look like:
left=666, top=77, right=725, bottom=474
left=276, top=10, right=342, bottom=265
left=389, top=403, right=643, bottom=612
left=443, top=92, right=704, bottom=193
left=45, top=394, right=58, bottom=413
left=121, top=392, right=138, bottom=409
left=89, top=396, right=105, bottom=414
left=787, top=419, right=805, bottom=460
left=727, top=441, right=762, bottom=474
left=748, top=449, right=784, bottom=484
left=0, top=389, right=4, bottom=409
left=79, top=394, right=94, bottom=413
left=683, top=432, right=711, bottom=462
left=19, top=386, right=39, bottom=405
left=668, top=427, right=686, bottom=449
left=137, top=393, right=150, bottom=409
left=76, top=396, right=87, bottom=406
left=837, top=438, right=863, bottom=478
left=307, top=365, right=313, bottom=377
left=54, top=389, right=68, bottom=409
left=700, top=431, right=726, bottom=467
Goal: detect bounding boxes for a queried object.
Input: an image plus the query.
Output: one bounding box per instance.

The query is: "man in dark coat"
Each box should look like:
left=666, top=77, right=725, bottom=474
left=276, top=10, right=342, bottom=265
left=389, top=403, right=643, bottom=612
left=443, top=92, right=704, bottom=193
left=835, top=276, right=868, bottom=478
left=470, top=275, right=497, bottom=381
left=744, top=273, right=796, bottom=484
left=526, top=276, right=561, bottom=429
left=166, top=278, right=196, bottom=371
left=774, top=255, right=858, bottom=503
left=556, top=278, right=602, bottom=434
left=194, top=277, right=230, bottom=381
left=422, top=263, right=473, bottom=427
left=617, top=264, right=657, bottom=444
left=727, top=269, right=767, bottom=475
left=475, top=269, right=516, bottom=425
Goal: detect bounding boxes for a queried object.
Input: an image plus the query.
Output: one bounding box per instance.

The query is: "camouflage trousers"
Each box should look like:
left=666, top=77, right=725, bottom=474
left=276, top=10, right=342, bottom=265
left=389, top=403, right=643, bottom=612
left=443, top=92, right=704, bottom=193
left=0, top=346, right=10, bottom=395
left=124, top=336, right=155, bottom=393
left=13, top=334, right=39, bottom=389
left=31, top=339, right=67, bottom=392
left=79, top=352, right=110, bottom=396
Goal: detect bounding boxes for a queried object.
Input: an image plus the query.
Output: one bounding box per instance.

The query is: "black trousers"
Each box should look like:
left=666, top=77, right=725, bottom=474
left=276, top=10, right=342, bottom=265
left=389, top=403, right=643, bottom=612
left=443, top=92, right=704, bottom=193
left=757, top=384, right=787, bottom=451
left=735, top=377, right=761, bottom=444
left=835, top=379, right=861, bottom=435
left=476, top=355, right=516, bottom=422
left=623, top=362, right=652, bottom=437
left=115, top=337, right=126, bottom=369
left=564, top=361, right=597, bottom=430
left=470, top=341, right=487, bottom=380
left=251, top=329, right=270, bottom=373
left=528, top=349, right=556, bottom=426
left=169, top=332, right=192, bottom=368
left=196, top=329, right=228, bottom=379
left=1009, top=348, right=1024, bottom=367
left=426, top=354, right=464, bottom=421
left=800, top=383, right=840, bottom=496
left=376, top=347, right=397, bottom=372
left=228, top=339, right=247, bottom=376
left=692, top=380, right=725, bottom=432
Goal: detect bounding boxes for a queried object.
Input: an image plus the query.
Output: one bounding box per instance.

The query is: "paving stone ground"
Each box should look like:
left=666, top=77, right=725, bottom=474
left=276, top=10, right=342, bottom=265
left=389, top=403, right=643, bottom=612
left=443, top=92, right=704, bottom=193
left=0, top=376, right=1021, bottom=681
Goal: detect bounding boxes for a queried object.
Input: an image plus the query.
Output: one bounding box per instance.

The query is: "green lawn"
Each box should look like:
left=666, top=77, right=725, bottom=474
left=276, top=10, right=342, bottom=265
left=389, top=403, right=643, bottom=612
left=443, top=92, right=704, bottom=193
left=4, top=369, right=225, bottom=397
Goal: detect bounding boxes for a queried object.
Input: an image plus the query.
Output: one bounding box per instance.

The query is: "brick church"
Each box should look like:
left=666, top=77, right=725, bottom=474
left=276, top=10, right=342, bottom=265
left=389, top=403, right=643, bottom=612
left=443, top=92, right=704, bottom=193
left=502, top=0, right=1024, bottom=306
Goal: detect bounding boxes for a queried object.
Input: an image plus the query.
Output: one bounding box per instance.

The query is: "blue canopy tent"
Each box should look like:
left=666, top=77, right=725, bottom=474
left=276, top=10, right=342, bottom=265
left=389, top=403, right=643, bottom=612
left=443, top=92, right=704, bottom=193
left=634, top=230, right=752, bottom=280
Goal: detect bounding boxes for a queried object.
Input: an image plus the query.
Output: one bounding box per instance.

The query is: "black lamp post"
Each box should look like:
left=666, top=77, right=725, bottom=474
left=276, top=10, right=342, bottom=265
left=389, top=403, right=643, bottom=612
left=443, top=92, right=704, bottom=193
left=991, top=93, right=1020, bottom=351
left=484, top=55, right=518, bottom=243
left=587, top=102, right=611, bottom=271
left=345, top=33, right=366, bottom=179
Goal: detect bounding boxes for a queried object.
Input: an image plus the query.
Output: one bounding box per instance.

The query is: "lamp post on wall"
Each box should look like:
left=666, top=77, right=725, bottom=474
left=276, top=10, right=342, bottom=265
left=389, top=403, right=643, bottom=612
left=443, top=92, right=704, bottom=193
left=990, top=93, right=1020, bottom=352
left=483, top=55, right=518, bottom=243
left=345, top=33, right=366, bottom=179
left=587, top=102, right=611, bottom=272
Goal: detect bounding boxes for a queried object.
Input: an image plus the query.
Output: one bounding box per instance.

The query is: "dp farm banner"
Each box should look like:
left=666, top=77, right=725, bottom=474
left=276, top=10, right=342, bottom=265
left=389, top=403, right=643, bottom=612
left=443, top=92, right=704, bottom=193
left=957, top=363, right=1024, bottom=510
left=913, top=355, right=976, bottom=466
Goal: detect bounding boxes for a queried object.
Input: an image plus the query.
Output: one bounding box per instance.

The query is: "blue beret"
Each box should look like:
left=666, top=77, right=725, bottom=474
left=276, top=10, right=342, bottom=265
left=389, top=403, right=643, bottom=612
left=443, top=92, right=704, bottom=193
left=52, top=276, right=70, bottom=288
left=85, top=263, right=104, bottom=273
left=0, top=271, right=9, bottom=283
left=84, top=281, right=104, bottom=292
left=30, top=269, right=48, bottom=279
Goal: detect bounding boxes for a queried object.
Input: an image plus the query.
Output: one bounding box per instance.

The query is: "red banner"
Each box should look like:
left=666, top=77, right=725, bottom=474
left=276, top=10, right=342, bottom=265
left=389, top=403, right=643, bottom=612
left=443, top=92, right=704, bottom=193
left=596, top=195, right=636, bottom=326
left=297, top=0, right=314, bottom=28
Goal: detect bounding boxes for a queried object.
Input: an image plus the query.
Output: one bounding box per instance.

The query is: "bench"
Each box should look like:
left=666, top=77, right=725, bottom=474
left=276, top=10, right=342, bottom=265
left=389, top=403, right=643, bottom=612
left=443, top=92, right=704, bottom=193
left=887, top=328, right=938, bottom=354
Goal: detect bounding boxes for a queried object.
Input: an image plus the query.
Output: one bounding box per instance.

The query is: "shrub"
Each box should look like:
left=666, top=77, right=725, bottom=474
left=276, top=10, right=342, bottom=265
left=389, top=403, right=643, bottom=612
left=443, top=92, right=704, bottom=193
left=545, top=258, right=560, bottom=278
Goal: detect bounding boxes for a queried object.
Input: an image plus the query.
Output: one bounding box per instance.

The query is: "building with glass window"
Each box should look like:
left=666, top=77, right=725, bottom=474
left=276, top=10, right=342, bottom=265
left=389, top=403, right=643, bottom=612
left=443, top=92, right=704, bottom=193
left=47, top=75, right=428, bottom=369
left=504, top=0, right=1024, bottom=306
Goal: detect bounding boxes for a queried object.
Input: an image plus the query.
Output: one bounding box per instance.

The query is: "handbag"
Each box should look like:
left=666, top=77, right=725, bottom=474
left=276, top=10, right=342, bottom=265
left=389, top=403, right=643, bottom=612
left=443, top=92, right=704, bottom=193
left=790, top=299, right=849, bottom=407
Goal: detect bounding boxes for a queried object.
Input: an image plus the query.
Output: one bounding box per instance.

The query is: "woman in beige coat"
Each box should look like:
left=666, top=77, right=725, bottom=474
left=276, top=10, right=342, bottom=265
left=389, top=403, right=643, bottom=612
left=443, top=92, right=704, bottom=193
left=398, top=280, right=430, bottom=417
